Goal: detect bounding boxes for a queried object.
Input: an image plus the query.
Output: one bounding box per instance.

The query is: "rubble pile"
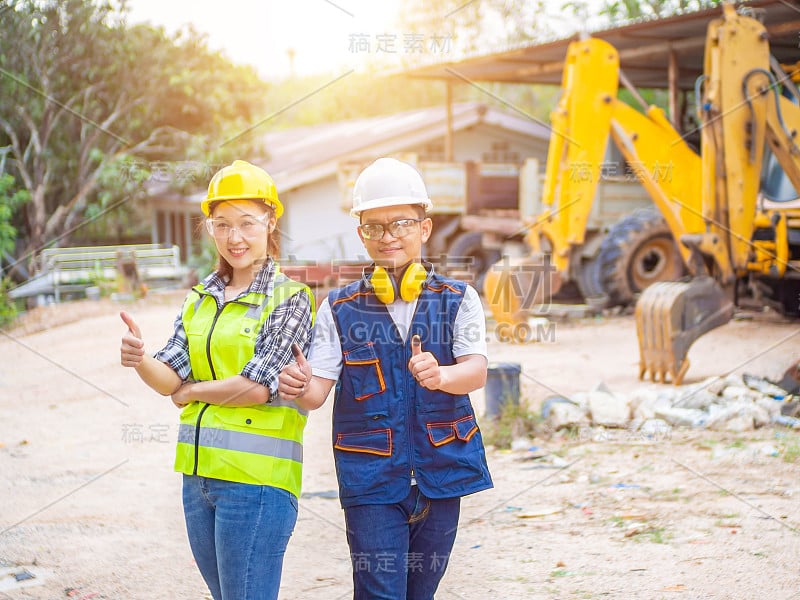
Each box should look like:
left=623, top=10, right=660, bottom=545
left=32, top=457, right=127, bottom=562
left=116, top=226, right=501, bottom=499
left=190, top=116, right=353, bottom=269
left=543, top=372, right=800, bottom=433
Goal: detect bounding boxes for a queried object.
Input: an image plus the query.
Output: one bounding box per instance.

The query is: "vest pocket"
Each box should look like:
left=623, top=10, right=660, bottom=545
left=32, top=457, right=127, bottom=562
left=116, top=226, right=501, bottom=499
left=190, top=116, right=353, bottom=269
left=215, top=406, right=286, bottom=431
left=426, top=415, right=478, bottom=447
left=334, top=428, right=392, bottom=456
left=334, top=428, right=393, bottom=491
left=179, top=401, right=201, bottom=424
left=418, top=390, right=470, bottom=414
left=238, top=317, right=261, bottom=340
left=343, top=342, right=386, bottom=401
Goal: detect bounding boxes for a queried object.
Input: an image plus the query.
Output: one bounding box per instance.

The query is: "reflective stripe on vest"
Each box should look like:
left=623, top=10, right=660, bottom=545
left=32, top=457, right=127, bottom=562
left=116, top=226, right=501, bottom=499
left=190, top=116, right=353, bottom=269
left=177, top=424, right=303, bottom=462
left=174, top=272, right=315, bottom=496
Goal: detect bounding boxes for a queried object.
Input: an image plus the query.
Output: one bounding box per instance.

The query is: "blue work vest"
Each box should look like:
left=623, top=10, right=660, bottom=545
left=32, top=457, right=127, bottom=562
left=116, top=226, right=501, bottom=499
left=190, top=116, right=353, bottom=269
left=329, top=273, right=493, bottom=508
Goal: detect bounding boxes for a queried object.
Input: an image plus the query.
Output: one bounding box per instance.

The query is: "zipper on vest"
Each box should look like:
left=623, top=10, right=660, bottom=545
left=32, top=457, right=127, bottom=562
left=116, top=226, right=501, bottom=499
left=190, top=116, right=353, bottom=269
left=194, top=299, right=225, bottom=475
left=205, top=303, right=226, bottom=380
left=192, top=403, right=210, bottom=475
left=406, top=336, right=416, bottom=485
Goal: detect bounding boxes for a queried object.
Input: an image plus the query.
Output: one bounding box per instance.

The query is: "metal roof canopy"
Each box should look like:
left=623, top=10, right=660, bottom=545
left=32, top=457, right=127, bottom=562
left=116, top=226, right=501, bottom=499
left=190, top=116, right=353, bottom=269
left=403, top=0, right=800, bottom=90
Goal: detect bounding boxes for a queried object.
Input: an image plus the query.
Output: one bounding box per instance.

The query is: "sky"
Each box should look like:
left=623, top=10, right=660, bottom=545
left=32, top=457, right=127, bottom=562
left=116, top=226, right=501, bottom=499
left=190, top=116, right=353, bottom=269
left=124, top=0, right=605, bottom=81
left=125, top=0, right=405, bottom=80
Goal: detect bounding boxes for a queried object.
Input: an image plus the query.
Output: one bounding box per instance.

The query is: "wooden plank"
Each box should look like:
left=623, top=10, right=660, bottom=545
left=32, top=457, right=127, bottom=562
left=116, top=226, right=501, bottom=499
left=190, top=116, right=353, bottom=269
left=668, top=47, right=680, bottom=131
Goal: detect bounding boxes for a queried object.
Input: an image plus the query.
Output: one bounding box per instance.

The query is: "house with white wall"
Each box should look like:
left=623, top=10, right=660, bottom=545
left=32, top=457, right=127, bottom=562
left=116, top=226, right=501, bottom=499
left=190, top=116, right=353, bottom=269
left=149, top=102, right=550, bottom=263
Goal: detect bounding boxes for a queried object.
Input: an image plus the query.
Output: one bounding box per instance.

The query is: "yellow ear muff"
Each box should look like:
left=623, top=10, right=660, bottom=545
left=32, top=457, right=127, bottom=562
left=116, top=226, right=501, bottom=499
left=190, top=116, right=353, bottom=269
left=371, top=263, right=428, bottom=304
left=399, top=262, right=427, bottom=302
left=371, top=266, right=396, bottom=304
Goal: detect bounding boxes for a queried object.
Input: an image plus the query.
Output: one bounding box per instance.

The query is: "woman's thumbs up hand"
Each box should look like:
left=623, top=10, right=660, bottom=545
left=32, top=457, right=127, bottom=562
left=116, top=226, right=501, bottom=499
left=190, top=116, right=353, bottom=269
left=279, top=343, right=312, bottom=400
left=120, top=310, right=145, bottom=368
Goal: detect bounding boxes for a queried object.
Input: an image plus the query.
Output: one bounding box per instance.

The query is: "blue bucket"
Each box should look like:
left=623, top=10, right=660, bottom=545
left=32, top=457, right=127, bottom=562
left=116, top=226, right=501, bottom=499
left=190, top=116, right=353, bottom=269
left=484, top=362, right=521, bottom=418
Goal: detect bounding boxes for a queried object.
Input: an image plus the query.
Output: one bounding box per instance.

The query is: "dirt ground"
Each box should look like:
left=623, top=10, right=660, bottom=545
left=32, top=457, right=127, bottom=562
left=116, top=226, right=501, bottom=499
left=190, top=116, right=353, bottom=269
left=1, top=291, right=799, bottom=600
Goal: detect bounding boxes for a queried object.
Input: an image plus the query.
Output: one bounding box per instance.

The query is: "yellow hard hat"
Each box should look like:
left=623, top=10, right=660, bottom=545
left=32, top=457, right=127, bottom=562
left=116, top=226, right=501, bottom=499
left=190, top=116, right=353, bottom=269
left=202, top=160, right=283, bottom=218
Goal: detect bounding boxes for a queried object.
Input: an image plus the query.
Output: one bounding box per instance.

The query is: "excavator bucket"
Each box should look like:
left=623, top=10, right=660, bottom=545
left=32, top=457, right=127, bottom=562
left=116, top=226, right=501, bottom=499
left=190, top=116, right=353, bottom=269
left=636, top=277, right=734, bottom=384
left=483, top=254, right=563, bottom=343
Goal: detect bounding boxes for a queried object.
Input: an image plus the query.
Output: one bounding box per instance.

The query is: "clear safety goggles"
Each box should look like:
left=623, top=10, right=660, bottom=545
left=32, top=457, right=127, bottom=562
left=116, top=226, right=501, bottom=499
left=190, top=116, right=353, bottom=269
left=358, top=218, right=424, bottom=241
left=205, top=213, right=270, bottom=239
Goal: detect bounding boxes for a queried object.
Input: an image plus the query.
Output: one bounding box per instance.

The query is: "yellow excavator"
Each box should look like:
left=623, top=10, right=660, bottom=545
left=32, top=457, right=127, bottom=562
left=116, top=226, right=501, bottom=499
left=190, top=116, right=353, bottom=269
left=636, top=4, right=800, bottom=383
left=483, top=32, right=702, bottom=337
left=484, top=4, right=800, bottom=383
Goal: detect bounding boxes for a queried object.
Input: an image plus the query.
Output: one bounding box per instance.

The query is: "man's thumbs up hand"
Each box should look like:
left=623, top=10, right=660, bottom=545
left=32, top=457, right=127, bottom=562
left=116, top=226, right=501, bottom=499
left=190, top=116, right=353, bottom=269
left=279, top=343, right=312, bottom=400
left=408, top=334, right=441, bottom=390
left=120, top=311, right=145, bottom=368
left=411, top=334, right=422, bottom=356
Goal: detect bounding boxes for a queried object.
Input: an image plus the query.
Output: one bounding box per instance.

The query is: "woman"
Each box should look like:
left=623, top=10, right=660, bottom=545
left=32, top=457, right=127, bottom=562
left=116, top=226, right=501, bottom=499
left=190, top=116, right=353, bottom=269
left=120, top=160, right=314, bottom=600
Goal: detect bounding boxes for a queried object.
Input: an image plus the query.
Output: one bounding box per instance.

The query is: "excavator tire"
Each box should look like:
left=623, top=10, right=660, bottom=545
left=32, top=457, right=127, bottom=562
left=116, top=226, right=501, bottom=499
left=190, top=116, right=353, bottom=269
left=574, top=256, right=608, bottom=307
left=447, top=231, right=501, bottom=291
left=597, top=208, right=685, bottom=308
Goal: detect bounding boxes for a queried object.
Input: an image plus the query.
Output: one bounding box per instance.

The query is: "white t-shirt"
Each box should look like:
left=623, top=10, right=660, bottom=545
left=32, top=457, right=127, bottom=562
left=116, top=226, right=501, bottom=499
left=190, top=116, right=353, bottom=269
left=309, top=284, right=487, bottom=381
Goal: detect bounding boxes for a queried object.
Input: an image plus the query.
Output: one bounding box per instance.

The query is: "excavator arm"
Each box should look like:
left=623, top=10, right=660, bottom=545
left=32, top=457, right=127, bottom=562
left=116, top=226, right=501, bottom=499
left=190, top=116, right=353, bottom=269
left=484, top=36, right=700, bottom=336
left=531, top=37, right=619, bottom=276
left=636, top=3, right=800, bottom=383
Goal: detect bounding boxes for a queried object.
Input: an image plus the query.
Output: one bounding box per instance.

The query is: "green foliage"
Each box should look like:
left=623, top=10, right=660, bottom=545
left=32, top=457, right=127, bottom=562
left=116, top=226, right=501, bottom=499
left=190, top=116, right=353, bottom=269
left=0, top=0, right=270, bottom=255
left=390, top=0, right=714, bottom=131
left=397, top=0, right=552, bottom=54
left=624, top=0, right=721, bottom=20
left=75, top=154, right=151, bottom=244
left=259, top=69, right=560, bottom=139
left=0, top=174, right=30, bottom=255
left=399, top=0, right=723, bottom=54
left=631, top=526, right=667, bottom=544
left=567, top=0, right=722, bottom=24
left=780, top=433, right=800, bottom=463
left=187, top=236, right=218, bottom=281
left=618, top=87, right=671, bottom=113
left=481, top=400, right=541, bottom=449
left=268, top=71, right=447, bottom=126
left=0, top=0, right=727, bottom=266
left=0, top=277, right=18, bottom=328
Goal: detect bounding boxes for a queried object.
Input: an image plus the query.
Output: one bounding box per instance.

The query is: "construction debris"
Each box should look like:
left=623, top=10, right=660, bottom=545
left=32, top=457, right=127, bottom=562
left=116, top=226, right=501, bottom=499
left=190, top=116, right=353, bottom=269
left=543, top=372, right=798, bottom=433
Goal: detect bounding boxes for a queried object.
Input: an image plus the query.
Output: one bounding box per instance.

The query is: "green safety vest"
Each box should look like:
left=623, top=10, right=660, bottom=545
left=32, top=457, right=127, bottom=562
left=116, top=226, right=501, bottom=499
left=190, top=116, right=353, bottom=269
left=174, top=271, right=314, bottom=497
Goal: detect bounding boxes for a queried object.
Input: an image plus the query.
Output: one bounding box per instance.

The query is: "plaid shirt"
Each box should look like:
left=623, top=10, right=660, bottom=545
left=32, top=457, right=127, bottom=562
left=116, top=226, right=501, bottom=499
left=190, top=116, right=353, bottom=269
left=154, top=259, right=313, bottom=399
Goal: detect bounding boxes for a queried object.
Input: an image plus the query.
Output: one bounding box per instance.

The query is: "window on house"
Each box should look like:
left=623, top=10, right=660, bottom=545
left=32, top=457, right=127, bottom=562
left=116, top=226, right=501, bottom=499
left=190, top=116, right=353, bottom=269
left=483, top=141, right=519, bottom=163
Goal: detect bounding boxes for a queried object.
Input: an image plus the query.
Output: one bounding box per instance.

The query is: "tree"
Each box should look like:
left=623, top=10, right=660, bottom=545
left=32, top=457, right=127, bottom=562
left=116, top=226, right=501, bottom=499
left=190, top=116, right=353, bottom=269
left=397, top=0, right=553, bottom=58
left=399, top=0, right=723, bottom=52
left=567, top=0, right=722, bottom=25
left=0, top=0, right=270, bottom=272
left=0, top=173, right=29, bottom=260
left=0, top=173, right=28, bottom=326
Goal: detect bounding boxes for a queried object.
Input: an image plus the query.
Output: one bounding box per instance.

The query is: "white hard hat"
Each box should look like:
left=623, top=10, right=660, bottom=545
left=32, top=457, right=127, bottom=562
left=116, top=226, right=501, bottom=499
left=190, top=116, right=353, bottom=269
left=350, top=158, right=433, bottom=217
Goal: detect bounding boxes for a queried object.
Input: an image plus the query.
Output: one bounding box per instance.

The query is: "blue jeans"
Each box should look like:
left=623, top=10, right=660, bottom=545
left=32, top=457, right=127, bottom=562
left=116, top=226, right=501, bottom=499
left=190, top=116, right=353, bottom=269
left=182, top=475, right=298, bottom=600
left=343, top=486, right=461, bottom=600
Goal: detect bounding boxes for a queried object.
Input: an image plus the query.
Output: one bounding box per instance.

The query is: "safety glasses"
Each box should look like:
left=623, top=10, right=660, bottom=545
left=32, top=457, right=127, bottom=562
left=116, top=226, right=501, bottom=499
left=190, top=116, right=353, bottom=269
left=358, top=218, right=424, bottom=241
left=205, top=213, right=270, bottom=239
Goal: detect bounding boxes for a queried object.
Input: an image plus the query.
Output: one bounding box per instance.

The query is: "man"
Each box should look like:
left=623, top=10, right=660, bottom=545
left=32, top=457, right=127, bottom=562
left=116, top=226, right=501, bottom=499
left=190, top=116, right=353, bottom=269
left=279, top=157, right=492, bottom=599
